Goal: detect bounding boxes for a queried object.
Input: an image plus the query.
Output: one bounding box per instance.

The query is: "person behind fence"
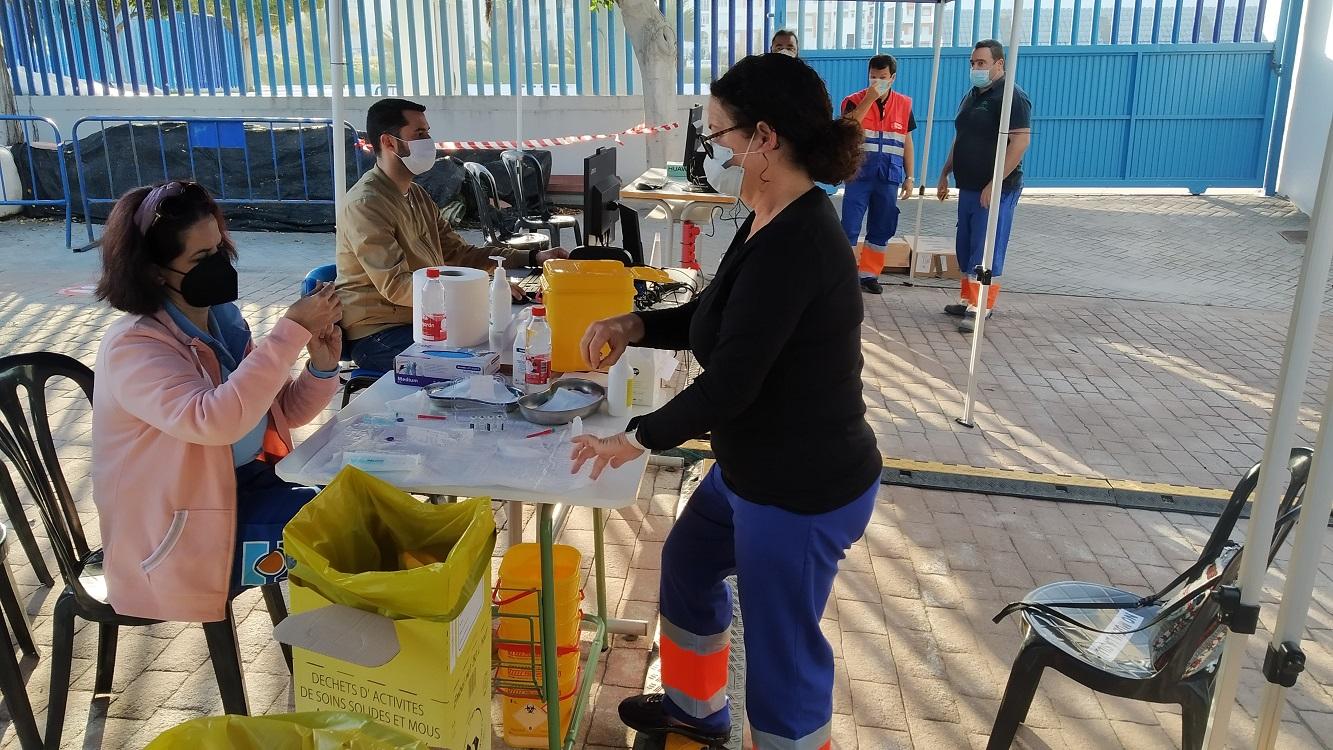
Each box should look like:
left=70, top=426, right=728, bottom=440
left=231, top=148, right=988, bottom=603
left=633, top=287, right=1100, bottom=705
left=840, top=54, right=916, bottom=295
left=336, top=98, right=570, bottom=372
left=936, top=39, right=1032, bottom=333
left=569, top=53, right=881, bottom=750
left=91, top=181, right=343, bottom=622
left=770, top=29, right=799, bottom=57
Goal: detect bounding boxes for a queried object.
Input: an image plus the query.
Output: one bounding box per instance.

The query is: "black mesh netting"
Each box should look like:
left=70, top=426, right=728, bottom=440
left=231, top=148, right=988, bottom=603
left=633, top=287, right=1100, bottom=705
left=10, top=121, right=553, bottom=235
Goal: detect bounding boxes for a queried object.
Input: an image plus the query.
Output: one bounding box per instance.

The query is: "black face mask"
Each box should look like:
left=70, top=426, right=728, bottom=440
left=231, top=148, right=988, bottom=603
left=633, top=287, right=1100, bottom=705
left=164, top=250, right=239, bottom=308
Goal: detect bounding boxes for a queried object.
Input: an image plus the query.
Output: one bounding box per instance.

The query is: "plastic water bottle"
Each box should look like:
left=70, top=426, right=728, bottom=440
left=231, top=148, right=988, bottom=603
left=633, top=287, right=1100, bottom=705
left=421, top=268, right=447, bottom=342
left=489, top=255, right=511, bottom=343
left=522, top=307, right=552, bottom=394
left=607, top=356, right=632, bottom=417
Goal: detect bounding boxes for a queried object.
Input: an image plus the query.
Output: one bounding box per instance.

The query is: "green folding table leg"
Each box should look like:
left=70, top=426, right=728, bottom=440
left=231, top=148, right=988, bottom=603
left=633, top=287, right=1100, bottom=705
left=539, top=503, right=562, bottom=750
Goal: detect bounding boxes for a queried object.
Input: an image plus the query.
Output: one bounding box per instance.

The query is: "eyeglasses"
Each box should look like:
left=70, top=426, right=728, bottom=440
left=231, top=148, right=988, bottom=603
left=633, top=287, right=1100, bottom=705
left=698, top=125, right=744, bottom=158
left=134, top=181, right=208, bottom=235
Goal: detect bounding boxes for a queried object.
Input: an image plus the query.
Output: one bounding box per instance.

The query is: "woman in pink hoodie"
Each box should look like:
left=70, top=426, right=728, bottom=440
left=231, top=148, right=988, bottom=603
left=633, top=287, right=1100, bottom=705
left=92, top=181, right=343, bottom=623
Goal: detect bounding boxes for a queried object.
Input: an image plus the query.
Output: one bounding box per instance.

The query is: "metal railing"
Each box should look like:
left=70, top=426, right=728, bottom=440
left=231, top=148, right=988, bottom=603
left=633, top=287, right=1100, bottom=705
left=0, top=115, right=72, bottom=248
left=70, top=115, right=366, bottom=243
left=1, top=0, right=1274, bottom=99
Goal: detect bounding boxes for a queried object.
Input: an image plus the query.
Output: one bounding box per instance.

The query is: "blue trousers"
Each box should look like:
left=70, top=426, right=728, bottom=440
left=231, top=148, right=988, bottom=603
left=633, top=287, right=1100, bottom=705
left=658, top=466, right=876, bottom=748
left=841, top=177, right=901, bottom=277
left=230, top=460, right=318, bottom=594
left=349, top=324, right=414, bottom=372
left=955, top=188, right=1022, bottom=278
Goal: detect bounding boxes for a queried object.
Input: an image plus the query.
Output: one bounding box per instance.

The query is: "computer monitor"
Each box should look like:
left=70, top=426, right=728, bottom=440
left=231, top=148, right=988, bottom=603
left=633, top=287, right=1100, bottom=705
left=583, top=146, right=621, bottom=245
left=618, top=203, right=644, bottom=266
left=683, top=105, right=715, bottom=193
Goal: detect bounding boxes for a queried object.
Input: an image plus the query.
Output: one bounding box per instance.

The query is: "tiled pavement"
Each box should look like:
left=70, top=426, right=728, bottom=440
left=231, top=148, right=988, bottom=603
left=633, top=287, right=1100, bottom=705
left=0, top=190, right=1328, bottom=748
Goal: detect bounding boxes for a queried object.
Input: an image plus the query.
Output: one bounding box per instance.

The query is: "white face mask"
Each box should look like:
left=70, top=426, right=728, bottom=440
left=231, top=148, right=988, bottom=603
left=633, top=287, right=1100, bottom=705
left=702, top=133, right=756, bottom=198
left=776, top=48, right=798, bottom=58
left=391, top=135, right=437, bottom=175
left=871, top=78, right=892, bottom=96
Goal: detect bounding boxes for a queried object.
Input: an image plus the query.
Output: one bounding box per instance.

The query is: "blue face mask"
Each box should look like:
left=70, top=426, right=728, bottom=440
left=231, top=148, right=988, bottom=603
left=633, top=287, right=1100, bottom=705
left=970, top=69, right=993, bottom=88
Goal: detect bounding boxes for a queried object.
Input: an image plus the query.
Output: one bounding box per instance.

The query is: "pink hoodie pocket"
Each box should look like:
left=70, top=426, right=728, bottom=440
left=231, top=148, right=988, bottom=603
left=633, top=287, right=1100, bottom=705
left=140, top=511, right=188, bottom=573
left=141, top=509, right=232, bottom=597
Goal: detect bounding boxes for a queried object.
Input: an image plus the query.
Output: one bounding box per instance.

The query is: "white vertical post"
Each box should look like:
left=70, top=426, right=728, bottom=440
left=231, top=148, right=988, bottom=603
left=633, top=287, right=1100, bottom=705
left=908, top=5, right=946, bottom=284
left=957, top=0, right=1025, bottom=427
left=516, top=8, right=525, bottom=147
left=330, top=0, right=348, bottom=219
left=1204, top=117, right=1333, bottom=749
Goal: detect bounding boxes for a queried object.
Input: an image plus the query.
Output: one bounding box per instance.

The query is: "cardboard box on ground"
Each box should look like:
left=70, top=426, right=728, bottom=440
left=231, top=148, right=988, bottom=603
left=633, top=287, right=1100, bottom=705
left=912, top=251, right=962, bottom=280
left=275, top=467, right=497, bottom=750
left=286, top=583, right=491, bottom=750
left=881, top=237, right=913, bottom=273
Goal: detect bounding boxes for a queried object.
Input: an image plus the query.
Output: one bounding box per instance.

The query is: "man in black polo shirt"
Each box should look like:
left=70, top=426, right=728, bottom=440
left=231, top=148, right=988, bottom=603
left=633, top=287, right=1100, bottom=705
left=937, top=39, right=1032, bottom=333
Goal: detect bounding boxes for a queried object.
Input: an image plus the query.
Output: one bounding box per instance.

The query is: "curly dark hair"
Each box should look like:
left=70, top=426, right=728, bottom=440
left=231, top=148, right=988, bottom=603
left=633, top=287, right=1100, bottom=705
left=709, top=53, right=863, bottom=184
left=96, top=182, right=237, bottom=315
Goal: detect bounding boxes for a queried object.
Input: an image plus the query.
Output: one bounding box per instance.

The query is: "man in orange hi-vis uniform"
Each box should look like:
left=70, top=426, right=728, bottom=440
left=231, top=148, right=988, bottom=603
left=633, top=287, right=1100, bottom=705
left=841, top=54, right=915, bottom=295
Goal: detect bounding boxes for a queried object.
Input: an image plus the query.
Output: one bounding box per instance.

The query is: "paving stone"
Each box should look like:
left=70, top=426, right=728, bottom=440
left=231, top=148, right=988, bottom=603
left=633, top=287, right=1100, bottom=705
left=850, top=680, right=909, bottom=731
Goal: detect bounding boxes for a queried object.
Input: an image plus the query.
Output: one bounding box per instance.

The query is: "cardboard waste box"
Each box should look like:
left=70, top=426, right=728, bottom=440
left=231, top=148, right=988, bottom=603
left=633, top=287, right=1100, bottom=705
left=882, top=237, right=913, bottom=273
left=144, top=711, right=430, bottom=749
left=275, top=466, right=497, bottom=750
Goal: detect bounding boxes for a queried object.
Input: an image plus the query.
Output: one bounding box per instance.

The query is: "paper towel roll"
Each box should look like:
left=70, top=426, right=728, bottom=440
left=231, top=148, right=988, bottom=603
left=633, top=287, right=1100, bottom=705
left=411, top=266, right=491, bottom=347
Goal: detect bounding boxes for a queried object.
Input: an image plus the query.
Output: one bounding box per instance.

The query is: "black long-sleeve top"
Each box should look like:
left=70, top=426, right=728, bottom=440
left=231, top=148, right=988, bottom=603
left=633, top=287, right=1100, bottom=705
left=628, top=187, right=881, bottom=513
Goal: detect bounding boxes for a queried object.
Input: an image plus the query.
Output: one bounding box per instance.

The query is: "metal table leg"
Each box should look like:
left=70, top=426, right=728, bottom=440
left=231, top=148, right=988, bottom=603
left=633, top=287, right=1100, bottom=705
left=507, top=500, right=524, bottom=549
left=538, top=504, right=563, bottom=750
left=539, top=504, right=612, bottom=749
left=593, top=507, right=649, bottom=640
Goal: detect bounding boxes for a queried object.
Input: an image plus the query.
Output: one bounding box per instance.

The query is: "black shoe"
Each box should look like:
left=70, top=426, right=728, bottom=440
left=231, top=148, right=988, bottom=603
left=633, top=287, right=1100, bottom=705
left=944, top=303, right=968, bottom=316
left=958, top=309, right=994, bottom=333
left=859, top=277, right=884, bottom=295
left=618, top=694, right=731, bottom=746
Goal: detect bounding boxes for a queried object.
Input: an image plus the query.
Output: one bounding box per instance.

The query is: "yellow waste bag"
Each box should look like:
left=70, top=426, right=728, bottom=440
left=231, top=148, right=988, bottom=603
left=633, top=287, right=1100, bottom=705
left=143, top=711, right=429, bottom=749
left=283, top=465, right=497, bottom=621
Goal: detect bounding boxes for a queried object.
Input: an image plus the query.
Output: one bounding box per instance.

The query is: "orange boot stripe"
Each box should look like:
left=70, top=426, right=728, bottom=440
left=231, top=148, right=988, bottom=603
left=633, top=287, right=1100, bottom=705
left=974, top=281, right=1000, bottom=309
left=661, top=633, right=730, bottom=703
left=857, top=244, right=887, bottom=277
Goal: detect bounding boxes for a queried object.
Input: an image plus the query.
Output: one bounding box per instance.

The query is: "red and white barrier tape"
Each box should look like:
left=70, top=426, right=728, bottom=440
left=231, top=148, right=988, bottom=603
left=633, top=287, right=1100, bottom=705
left=355, top=121, right=679, bottom=152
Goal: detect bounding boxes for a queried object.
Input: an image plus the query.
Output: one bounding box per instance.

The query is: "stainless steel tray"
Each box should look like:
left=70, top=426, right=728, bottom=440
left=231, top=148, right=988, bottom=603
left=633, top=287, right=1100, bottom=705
left=517, top=378, right=607, bottom=425
left=423, top=378, right=525, bottom=412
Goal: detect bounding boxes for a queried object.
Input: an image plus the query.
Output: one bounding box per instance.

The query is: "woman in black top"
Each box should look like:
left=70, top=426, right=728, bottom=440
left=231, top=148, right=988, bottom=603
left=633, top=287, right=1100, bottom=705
left=571, top=54, right=881, bottom=749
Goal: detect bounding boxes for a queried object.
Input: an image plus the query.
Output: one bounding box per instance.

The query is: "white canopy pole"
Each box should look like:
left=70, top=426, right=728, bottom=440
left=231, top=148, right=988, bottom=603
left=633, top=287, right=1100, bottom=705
left=907, top=1, right=946, bottom=284
left=516, top=15, right=525, bottom=147
left=330, top=0, right=347, bottom=218
left=957, top=0, right=1024, bottom=427
left=1207, top=116, right=1333, bottom=749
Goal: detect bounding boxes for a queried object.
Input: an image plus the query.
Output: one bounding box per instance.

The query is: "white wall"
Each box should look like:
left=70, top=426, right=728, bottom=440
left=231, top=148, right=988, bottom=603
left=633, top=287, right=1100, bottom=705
left=1276, top=0, right=1333, bottom=215
left=13, top=93, right=710, bottom=179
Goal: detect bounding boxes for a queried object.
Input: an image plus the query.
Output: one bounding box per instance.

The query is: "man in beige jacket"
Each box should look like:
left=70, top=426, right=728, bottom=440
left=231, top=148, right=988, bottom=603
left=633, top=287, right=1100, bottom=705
left=336, top=98, right=569, bottom=371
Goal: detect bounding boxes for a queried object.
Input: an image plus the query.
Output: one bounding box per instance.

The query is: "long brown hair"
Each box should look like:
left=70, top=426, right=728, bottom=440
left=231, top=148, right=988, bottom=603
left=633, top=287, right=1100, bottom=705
left=95, top=182, right=236, bottom=315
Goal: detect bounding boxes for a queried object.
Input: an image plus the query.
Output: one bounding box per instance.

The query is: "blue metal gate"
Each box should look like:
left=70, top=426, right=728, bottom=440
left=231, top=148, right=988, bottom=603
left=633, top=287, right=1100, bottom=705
left=807, top=42, right=1277, bottom=190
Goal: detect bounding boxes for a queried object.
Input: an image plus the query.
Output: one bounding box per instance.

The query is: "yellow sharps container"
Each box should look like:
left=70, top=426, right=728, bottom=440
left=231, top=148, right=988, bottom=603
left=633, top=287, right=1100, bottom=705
left=541, top=259, right=675, bottom=373
left=541, top=259, right=636, bottom=373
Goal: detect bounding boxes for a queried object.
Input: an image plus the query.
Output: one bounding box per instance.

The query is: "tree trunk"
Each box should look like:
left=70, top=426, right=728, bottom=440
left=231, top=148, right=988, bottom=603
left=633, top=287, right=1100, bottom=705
left=0, top=33, right=21, bottom=145
left=616, top=0, right=677, bottom=171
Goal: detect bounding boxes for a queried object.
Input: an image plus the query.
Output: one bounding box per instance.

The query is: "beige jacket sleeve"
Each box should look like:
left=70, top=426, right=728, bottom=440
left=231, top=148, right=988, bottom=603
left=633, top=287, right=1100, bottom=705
left=342, top=197, right=419, bottom=308
left=436, top=215, right=532, bottom=270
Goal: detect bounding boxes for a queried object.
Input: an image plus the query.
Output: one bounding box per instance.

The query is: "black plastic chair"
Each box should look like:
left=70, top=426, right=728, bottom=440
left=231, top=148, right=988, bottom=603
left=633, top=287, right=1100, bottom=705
left=0, top=522, right=40, bottom=749
left=300, top=264, right=382, bottom=407
left=462, top=161, right=550, bottom=258
left=0, top=353, right=290, bottom=747
left=987, top=448, right=1312, bottom=750
left=500, top=149, right=582, bottom=247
